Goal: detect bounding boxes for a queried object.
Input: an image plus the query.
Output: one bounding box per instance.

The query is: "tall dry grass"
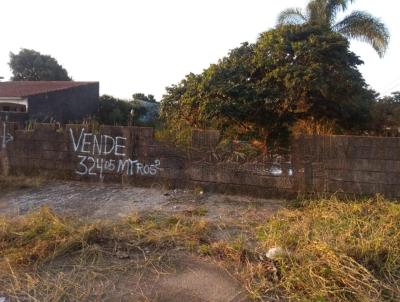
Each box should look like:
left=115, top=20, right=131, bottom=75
left=256, top=195, right=400, bottom=301
left=0, top=207, right=210, bottom=301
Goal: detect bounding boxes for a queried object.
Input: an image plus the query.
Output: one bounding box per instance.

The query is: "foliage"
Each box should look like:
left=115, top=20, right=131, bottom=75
left=291, top=117, right=338, bottom=135
left=277, top=0, right=390, bottom=57
left=98, top=95, right=132, bottom=126
left=160, top=25, right=375, bottom=150
left=131, top=98, right=160, bottom=127
left=98, top=94, right=152, bottom=126
left=370, top=92, right=400, bottom=135
left=132, top=93, right=157, bottom=103
left=9, top=48, right=71, bottom=81
left=154, top=125, right=192, bottom=149
left=254, top=26, right=374, bottom=134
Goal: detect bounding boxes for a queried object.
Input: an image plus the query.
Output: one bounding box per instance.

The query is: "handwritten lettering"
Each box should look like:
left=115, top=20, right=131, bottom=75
left=70, top=128, right=160, bottom=178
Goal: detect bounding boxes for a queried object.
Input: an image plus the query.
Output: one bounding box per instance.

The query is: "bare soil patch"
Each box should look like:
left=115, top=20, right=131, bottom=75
left=0, top=180, right=284, bottom=223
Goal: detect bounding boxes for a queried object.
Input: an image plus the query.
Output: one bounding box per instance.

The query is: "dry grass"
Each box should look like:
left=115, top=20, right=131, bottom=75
left=291, top=118, right=337, bottom=135
left=0, top=207, right=210, bottom=301
left=0, top=195, right=399, bottom=301
left=256, top=195, right=400, bottom=301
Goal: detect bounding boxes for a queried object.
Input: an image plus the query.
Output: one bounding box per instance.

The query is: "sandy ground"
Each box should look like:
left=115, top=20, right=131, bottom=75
left=0, top=181, right=286, bottom=302
left=0, top=181, right=284, bottom=224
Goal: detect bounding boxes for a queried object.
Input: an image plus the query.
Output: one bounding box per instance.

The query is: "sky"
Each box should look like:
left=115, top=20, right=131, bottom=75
left=1, top=0, right=399, bottom=101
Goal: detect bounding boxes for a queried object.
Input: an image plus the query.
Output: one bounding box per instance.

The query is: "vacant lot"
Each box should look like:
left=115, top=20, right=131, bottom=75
left=0, top=179, right=284, bottom=223
left=0, top=177, right=399, bottom=302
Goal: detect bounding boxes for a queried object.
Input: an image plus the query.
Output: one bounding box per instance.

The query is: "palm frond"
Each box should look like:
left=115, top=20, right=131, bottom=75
left=327, top=0, right=354, bottom=12
left=334, top=11, right=390, bottom=57
left=277, top=8, right=308, bottom=26
left=326, top=0, right=355, bottom=24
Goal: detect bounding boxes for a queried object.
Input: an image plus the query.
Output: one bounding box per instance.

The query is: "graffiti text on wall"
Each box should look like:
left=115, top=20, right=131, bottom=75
left=69, top=128, right=160, bottom=178
left=1, top=120, right=13, bottom=149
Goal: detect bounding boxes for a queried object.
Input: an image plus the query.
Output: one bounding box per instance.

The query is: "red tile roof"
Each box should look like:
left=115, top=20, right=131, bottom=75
left=0, top=81, right=97, bottom=97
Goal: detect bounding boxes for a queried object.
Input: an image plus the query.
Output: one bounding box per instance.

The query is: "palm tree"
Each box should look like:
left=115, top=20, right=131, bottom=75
left=277, top=0, right=389, bottom=57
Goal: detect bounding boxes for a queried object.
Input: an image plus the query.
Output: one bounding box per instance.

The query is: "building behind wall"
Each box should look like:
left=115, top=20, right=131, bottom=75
left=0, top=81, right=99, bottom=124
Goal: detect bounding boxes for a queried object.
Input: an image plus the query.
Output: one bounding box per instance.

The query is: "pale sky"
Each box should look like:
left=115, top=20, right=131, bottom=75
left=1, top=0, right=399, bottom=101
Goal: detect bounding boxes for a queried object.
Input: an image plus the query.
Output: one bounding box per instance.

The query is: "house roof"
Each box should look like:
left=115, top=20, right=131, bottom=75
left=0, top=81, right=97, bottom=98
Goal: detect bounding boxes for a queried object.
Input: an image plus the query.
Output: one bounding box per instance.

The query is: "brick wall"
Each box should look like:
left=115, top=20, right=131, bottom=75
left=293, top=135, right=400, bottom=198
left=3, top=125, right=400, bottom=198
left=0, top=124, right=293, bottom=197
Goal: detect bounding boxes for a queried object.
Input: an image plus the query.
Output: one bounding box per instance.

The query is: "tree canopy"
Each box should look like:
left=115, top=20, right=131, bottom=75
left=370, top=92, right=400, bottom=135
left=9, top=48, right=71, bottom=81
left=98, top=94, right=158, bottom=126
left=160, top=25, right=375, bottom=149
left=132, top=93, right=157, bottom=103
left=98, top=95, right=131, bottom=126
left=277, top=0, right=389, bottom=57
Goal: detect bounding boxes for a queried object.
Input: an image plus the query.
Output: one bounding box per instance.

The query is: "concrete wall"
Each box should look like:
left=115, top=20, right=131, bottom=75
left=293, top=135, right=400, bottom=198
left=0, top=124, right=293, bottom=197
left=28, top=83, right=99, bottom=123
left=5, top=126, right=398, bottom=198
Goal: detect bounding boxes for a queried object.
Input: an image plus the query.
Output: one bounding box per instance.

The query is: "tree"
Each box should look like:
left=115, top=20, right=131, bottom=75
left=98, top=95, right=156, bottom=126
left=370, top=92, right=400, bottom=134
left=277, top=0, right=389, bottom=57
left=132, top=93, right=157, bottom=103
left=161, top=25, right=375, bottom=149
left=98, top=95, right=131, bottom=125
left=254, top=26, right=375, bottom=132
left=9, top=49, right=71, bottom=81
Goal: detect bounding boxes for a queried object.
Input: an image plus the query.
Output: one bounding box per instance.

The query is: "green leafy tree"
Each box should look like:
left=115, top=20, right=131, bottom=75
left=98, top=95, right=154, bottom=126
left=132, top=93, right=157, bottom=103
left=161, top=25, right=375, bottom=149
left=9, top=49, right=71, bottom=81
left=159, top=73, right=204, bottom=146
left=98, top=95, right=131, bottom=125
left=370, top=92, right=400, bottom=134
left=254, top=26, right=375, bottom=132
left=277, top=0, right=389, bottom=57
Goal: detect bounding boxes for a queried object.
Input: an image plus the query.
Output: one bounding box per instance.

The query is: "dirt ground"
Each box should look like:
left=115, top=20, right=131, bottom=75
left=0, top=181, right=286, bottom=302
left=0, top=180, right=284, bottom=224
